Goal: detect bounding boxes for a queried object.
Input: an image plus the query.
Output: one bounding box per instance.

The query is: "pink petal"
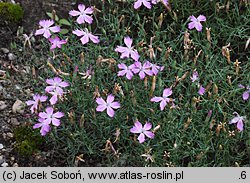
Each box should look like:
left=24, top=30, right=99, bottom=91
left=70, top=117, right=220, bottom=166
left=33, top=123, right=42, bottom=129
left=143, top=1, right=152, bottom=9
left=49, top=26, right=60, bottom=33
left=26, top=100, right=35, bottom=106
left=130, top=50, right=140, bottom=61
left=49, top=94, right=58, bottom=105
left=195, top=22, right=203, bottom=32
left=134, top=121, right=143, bottom=130
left=130, top=126, right=141, bottom=134
left=144, top=69, right=153, bottom=76
left=115, top=46, right=127, bottom=53
left=69, top=10, right=81, bottom=16
left=198, top=86, right=206, bottom=95
left=188, top=22, right=195, bottom=30
left=83, top=15, right=93, bottom=24
left=78, top=4, right=86, bottom=12
left=124, top=37, right=133, bottom=48
left=59, top=81, right=69, bottom=88
left=197, top=15, right=206, bottom=22
left=107, top=106, right=115, bottom=117
left=39, top=112, right=48, bottom=119
left=50, top=44, right=57, bottom=50
left=160, top=100, right=167, bottom=111
left=118, top=70, right=127, bottom=77
left=139, top=71, right=146, bottom=80
left=118, top=63, right=127, bottom=70
left=80, top=35, right=90, bottom=45
left=89, top=34, right=100, bottom=43
left=150, top=97, right=163, bottom=102
left=134, top=0, right=142, bottom=9
left=77, top=15, right=85, bottom=24
left=126, top=71, right=133, bottom=80
left=163, top=88, right=172, bottom=97
left=54, top=77, right=62, bottom=83
left=144, top=131, right=155, bottom=139
left=39, top=20, right=47, bottom=27
left=46, top=78, right=54, bottom=85
left=110, top=102, right=120, bottom=109
left=85, top=7, right=93, bottom=14
left=45, top=20, right=54, bottom=27
left=229, top=117, right=240, bottom=124
left=46, top=107, right=54, bottom=115
left=45, top=86, right=55, bottom=92
left=96, top=98, right=106, bottom=105
left=120, top=50, right=130, bottom=59
left=107, top=95, right=115, bottom=103
left=52, top=118, right=61, bottom=126
left=189, top=15, right=197, bottom=22
left=53, top=112, right=64, bottom=118
left=238, top=84, right=245, bottom=89
left=43, top=30, right=51, bottom=39
left=237, top=120, right=244, bottom=131
left=35, top=28, right=45, bottom=36
left=96, top=104, right=107, bottom=112
left=73, top=29, right=85, bottom=37
left=143, top=122, right=152, bottom=130
left=138, top=133, right=145, bottom=143
left=242, top=91, right=249, bottom=100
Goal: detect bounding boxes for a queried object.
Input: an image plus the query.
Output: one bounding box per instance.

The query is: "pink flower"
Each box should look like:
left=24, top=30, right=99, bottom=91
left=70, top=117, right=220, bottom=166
left=48, top=37, right=67, bottom=50
left=188, top=15, right=206, bottom=32
left=35, top=20, right=60, bottom=39
left=191, top=71, right=199, bottom=82
left=238, top=84, right=250, bottom=101
left=198, top=85, right=206, bottom=95
left=45, top=77, right=69, bottom=93
left=69, top=4, right=93, bottom=24
left=72, top=29, right=99, bottom=45
left=151, top=88, right=172, bottom=111
left=229, top=112, right=245, bottom=132
left=130, top=121, right=155, bottom=143
left=134, top=0, right=152, bottom=9
left=132, top=61, right=153, bottom=79
left=115, top=37, right=140, bottom=61
left=39, top=107, right=64, bottom=127
left=33, top=118, right=51, bottom=136
left=149, top=62, right=164, bottom=75
left=48, top=88, right=64, bottom=105
left=96, top=95, right=120, bottom=118
left=117, top=63, right=135, bottom=80
left=26, top=94, right=47, bottom=113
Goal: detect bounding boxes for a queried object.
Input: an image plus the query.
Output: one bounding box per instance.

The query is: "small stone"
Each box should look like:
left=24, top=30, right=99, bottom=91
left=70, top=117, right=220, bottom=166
left=8, top=53, right=17, bottom=61
left=14, top=84, right=22, bottom=90
left=0, top=48, right=9, bottom=54
left=13, top=163, right=18, bottom=167
left=12, top=99, right=25, bottom=114
left=1, top=162, right=8, bottom=167
left=0, top=144, right=3, bottom=149
left=6, top=132, right=14, bottom=138
left=10, top=157, right=15, bottom=161
left=0, top=101, right=7, bottom=111
left=10, top=118, right=20, bottom=126
left=0, top=84, right=3, bottom=91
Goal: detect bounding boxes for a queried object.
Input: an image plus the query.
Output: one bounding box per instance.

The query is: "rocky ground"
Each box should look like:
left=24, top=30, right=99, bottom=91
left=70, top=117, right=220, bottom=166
left=0, top=47, right=56, bottom=167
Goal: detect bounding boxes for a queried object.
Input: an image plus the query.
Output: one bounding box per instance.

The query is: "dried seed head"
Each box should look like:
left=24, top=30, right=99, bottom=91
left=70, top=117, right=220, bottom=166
left=206, top=27, right=211, bottom=45
left=158, top=13, right=164, bottom=28
left=150, top=76, right=156, bottom=97
left=80, top=52, right=84, bottom=63
left=222, top=43, right=231, bottom=64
